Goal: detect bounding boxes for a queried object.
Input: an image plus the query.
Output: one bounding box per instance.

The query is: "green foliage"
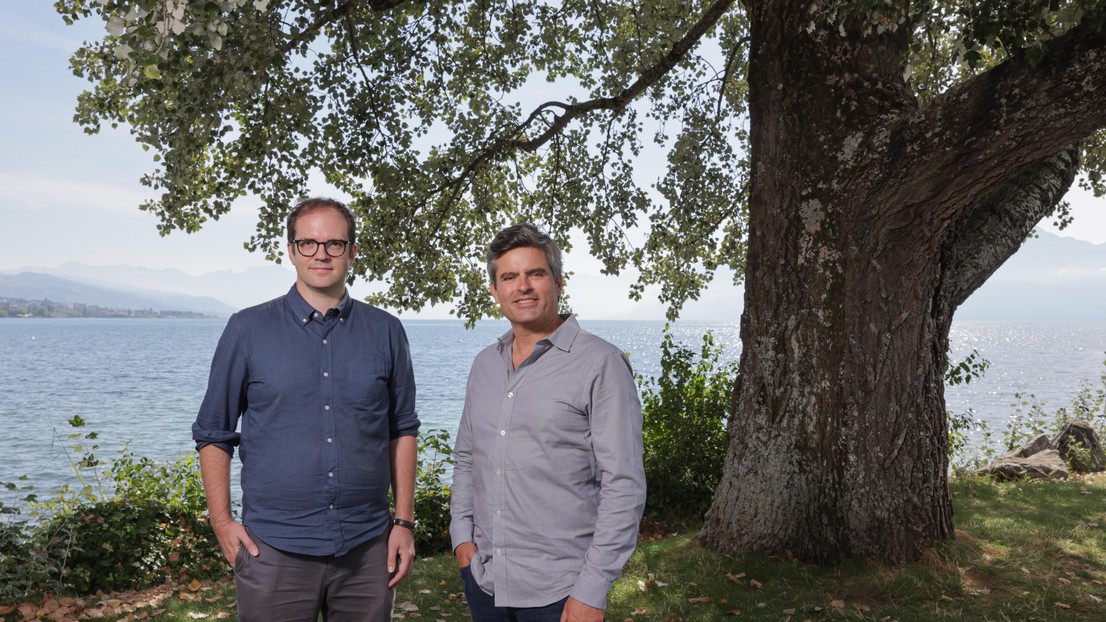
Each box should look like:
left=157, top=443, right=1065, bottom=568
left=1000, top=359, right=1106, bottom=452
left=54, top=0, right=751, bottom=323
left=52, top=1, right=1106, bottom=327
left=952, top=0, right=1096, bottom=67
left=946, top=353, right=1106, bottom=472
left=945, top=349, right=994, bottom=472
left=637, top=327, right=737, bottom=524
left=414, top=428, right=455, bottom=555
left=39, top=494, right=218, bottom=595
left=1, top=419, right=222, bottom=600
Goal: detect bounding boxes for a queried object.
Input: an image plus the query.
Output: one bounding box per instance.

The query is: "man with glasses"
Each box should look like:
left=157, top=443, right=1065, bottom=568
left=193, top=197, right=419, bottom=621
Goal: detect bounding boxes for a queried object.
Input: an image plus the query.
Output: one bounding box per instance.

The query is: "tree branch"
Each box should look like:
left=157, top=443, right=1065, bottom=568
left=940, top=143, right=1079, bottom=310
left=432, top=0, right=737, bottom=204
left=511, top=0, right=737, bottom=152
left=279, top=0, right=409, bottom=54
left=877, top=21, right=1106, bottom=224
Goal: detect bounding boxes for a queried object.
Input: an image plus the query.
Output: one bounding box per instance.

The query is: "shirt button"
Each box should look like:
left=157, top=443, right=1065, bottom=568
left=326, top=437, right=333, bottom=443
left=507, top=391, right=514, bottom=398
left=302, top=318, right=308, bottom=324
left=328, top=504, right=334, bottom=509
left=495, top=469, right=501, bottom=476
left=328, top=472, right=334, bottom=477
left=324, top=404, right=331, bottom=411
left=496, top=548, right=502, bottom=555
left=499, top=430, right=506, bottom=436
left=323, top=371, right=329, bottom=377
left=496, top=509, right=502, bottom=517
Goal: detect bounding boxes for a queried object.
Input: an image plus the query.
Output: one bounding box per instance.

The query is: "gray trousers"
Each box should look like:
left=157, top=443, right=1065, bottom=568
left=233, top=530, right=394, bottom=622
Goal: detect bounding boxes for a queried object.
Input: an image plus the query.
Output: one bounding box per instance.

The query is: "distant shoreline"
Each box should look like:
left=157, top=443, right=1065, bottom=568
left=0, top=297, right=213, bottom=319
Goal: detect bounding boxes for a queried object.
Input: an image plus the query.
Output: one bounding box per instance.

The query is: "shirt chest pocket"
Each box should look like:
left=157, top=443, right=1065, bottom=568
left=334, top=351, right=392, bottom=411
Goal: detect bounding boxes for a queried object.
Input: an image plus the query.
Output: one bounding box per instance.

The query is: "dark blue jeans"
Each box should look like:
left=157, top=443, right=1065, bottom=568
left=460, top=566, right=570, bottom=622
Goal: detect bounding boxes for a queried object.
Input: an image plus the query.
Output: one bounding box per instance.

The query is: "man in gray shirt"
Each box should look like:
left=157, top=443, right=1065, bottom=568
left=450, top=223, right=647, bottom=621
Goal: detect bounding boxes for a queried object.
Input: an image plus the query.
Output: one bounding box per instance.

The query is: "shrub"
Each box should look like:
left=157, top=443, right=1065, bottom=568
left=945, top=349, right=994, bottom=472
left=999, top=358, right=1106, bottom=453
left=637, top=327, right=737, bottom=525
left=414, top=428, right=455, bottom=555
left=37, top=450, right=222, bottom=594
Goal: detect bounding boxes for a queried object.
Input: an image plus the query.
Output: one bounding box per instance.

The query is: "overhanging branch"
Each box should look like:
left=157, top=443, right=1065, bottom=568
left=878, top=21, right=1106, bottom=222
left=437, top=0, right=738, bottom=198
left=510, top=0, right=738, bottom=153
left=941, top=144, right=1080, bottom=310
left=279, top=0, right=409, bottom=54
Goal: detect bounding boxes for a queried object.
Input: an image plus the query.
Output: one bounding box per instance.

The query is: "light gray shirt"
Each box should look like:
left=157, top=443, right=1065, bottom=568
left=449, top=315, right=647, bottom=609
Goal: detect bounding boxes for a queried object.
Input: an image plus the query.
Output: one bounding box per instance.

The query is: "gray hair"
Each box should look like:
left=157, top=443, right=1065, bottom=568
left=486, top=223, right=563, bottom=285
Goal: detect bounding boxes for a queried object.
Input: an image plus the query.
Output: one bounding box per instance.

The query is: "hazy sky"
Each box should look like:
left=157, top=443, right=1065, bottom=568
left=2, top=4, right=1104, bottom=319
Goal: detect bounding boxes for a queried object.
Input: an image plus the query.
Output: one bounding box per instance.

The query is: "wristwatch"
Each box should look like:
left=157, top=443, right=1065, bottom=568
left=392, top=517, right=417, bottom=531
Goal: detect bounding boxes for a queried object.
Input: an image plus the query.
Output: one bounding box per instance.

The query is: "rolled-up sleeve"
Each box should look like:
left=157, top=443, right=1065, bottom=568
left=571, top=350, right=647, bottom=609
left=388, top=323, right=420, bottom=439
left=192, top=315, right=247, bottom=456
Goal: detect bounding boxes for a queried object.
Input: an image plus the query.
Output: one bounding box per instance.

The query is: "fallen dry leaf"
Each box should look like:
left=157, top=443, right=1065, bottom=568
left=631, top=608, right=648, bottom=616
left=726, top=609, right=742, bottom=616
left=187, top=613, right=209, bottom=619
left=725, top=572, right=746, bottom=583
left=782, top=608, right=795, bottom=614
left=688, top=597, right=710, bottom=604
left=1055, top=602, right=1072, bottom=609
left=830, top=600, right=845, bottom=609
left=854, top=603, right=871, bottom=612
left=749, top=580, right=763, bottom=589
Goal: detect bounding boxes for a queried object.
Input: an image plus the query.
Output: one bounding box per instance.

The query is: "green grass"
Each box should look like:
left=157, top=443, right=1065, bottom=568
left=5, top=475, right=1106, bottom=621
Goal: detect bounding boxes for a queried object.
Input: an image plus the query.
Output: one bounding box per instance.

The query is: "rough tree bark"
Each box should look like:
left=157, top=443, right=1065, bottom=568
left=700, top=3, right=1105, bottom=563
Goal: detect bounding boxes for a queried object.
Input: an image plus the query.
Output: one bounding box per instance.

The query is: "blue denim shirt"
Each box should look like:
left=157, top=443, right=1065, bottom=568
left=193, top=285, right=419, bottom=556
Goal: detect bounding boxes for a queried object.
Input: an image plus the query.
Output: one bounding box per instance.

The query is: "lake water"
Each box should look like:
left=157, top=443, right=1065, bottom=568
left=2, top=317, right=1104, bottom=510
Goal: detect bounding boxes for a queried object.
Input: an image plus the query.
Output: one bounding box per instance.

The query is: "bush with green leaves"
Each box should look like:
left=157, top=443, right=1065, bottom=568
left=0, top=416, right=223, bottom=599
left=637, top=327, right=737, bottom=525
left=414, top=428, right=455, bottom=555
left=989, top=357, right=1105, bottom=453
left=36, top=449, right=222, bottom=595
left=2, top=497, right=54, bottom=603
left=946, top=354, right=1106, bottom=474
left=946, top=349, right=994, bottom=472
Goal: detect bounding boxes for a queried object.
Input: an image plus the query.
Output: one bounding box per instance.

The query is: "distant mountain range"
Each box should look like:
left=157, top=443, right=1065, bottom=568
left=0, top=231, right=1103, bottom=320
left=955, top=232, right=1106, bottom=321
left=0, top=271, right=238, bottom=317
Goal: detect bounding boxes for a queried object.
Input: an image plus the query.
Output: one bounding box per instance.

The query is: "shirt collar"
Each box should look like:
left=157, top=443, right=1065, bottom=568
left=286, top=284, right=352, bottom=326
left=496, top=313, right=579, bottom=353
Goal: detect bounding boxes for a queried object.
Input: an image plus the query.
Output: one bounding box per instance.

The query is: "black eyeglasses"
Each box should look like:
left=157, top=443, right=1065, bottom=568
left=293, top=239, right=351, bottom=257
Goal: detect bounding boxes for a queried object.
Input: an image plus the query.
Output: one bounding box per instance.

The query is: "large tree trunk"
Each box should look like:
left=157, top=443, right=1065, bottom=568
left=700, top=1, right=1099, bottom=563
